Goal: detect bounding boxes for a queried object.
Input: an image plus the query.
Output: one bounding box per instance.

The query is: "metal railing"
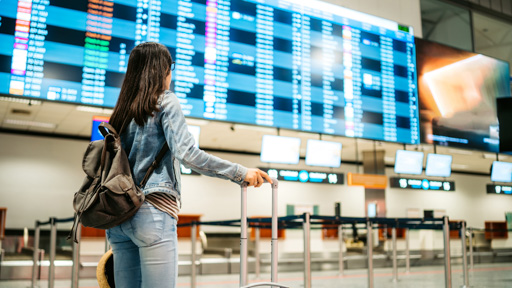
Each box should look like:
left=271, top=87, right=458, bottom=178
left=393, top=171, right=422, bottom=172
left=25, top=207, right=512, bottom=288
left=25, top=213, right=511, bottom=288
left=31, top=216, right=77, bottom=288
left=466, top=226, right=512, bottom=271
left=180, top=214, right=468, bottom=288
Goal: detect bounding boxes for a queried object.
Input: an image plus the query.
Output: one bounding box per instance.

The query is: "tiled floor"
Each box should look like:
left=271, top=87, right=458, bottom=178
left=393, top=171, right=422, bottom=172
left=2, top=263, right=511, bottom=287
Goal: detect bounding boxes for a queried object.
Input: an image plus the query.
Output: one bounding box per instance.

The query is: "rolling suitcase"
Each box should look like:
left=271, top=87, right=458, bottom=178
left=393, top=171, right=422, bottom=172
left=239, top=178, right=290, bottom=288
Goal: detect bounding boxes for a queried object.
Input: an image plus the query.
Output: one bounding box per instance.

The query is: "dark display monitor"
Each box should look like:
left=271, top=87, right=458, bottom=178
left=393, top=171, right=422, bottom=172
left=425, top=153, right=452, bottom=177
left=305, top=139, right=342, bottom=168
left=415, top=38, right=511, bottom=153
left=90, top=116, right=110, bottom=141
left=260, top=135, right=300, bottom=164
left=423, top=210, right=434, bottom=219
left=497, top=97, right=512, bottom=153
left=491, top=161, right=512, bottom=183
left=394, top=149, right=424, bottom=175
left=0, top=0, right=420, bottom=144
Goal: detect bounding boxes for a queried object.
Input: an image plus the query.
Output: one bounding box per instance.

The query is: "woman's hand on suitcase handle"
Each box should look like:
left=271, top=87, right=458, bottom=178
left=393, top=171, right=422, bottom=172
left=244, top=168, right=273, bottom=187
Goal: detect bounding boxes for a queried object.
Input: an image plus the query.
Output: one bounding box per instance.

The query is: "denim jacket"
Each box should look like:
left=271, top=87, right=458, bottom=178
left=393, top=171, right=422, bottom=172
left=120, top=90, right=248, bottom=203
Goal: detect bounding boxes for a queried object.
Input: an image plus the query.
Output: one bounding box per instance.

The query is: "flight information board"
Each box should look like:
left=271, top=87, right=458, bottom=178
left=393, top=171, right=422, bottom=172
left=0, top=0, right=420, bottom=144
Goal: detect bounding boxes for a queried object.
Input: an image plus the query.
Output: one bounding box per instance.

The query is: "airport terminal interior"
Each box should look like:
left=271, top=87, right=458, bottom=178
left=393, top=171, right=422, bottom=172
left=1, top=0, right=512, bottom=287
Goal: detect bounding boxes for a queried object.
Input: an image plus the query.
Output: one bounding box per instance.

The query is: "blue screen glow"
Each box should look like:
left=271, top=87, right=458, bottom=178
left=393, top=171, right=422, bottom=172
left=0, top=0, right=420, bottom=143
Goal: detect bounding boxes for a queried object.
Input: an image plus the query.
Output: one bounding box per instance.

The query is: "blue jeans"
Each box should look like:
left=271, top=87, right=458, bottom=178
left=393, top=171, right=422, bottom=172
left=106, top=202, right=178, bottom=288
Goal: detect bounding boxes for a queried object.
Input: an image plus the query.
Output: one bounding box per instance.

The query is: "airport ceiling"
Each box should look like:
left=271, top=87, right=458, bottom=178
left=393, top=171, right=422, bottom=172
left=0, top=96, right=506, bottom=175
left=2, top=1, right=511, bottom=177
left=421, top=0, right=512, bottom=75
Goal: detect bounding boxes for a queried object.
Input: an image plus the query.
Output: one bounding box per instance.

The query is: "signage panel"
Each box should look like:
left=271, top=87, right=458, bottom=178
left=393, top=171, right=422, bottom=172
left=487, top=184, right=512, bottom=195
left=347, top=173, right=388, bottom=189
left=389, top=177, right=455, bottom=191
left=259, top=168, right=344, bottom=185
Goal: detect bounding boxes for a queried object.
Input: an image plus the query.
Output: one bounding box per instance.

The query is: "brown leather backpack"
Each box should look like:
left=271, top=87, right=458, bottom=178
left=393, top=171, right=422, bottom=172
left=68, top=122, right=167, bottom=243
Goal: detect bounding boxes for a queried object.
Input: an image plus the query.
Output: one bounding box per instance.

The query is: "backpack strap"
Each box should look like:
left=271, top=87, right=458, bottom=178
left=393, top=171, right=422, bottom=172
left=68, top=213, right=81, bottom=243
left=98, top=122, right=116, bottom=173
left=98, top=122, right=118, bottom=137
left=140, top=143, right=169, bottom=188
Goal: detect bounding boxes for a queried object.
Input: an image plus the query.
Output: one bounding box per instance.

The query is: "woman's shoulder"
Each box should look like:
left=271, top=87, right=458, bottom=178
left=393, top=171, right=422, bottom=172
left=158, top=90, right=179, bottom=107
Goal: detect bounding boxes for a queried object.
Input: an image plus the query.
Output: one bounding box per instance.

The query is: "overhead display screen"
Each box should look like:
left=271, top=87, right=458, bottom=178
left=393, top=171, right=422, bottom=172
left=90, top=115, right=110, bottom=141
left=416, top=38, right=511, bottom=153
left=0, top=0, right=419, bottom=143
left=491, top=161, right=512, bottom=183
left=305, top=139, right=342, bottom=168
left=425, top=153, right=452, bottom=178
left=260, top=135, right=300, bottom=164
left=394, top=150, right=424, bottom=175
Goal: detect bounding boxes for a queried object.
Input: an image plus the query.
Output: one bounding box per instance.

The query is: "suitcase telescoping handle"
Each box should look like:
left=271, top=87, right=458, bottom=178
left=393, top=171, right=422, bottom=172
left=240, top=178, right=290, bottom=288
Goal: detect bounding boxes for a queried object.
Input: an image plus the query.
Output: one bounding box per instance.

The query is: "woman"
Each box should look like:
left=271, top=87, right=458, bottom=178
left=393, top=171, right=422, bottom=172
left=106, top=42, right=272, bottom=287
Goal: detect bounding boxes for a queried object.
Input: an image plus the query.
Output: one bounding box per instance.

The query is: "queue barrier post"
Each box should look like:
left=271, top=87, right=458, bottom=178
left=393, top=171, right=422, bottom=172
left=367, top=219, right=374, bottom=288
left=443, top=216, right=452, bottom=288
left=48, top=218, right=57, bottom=288
left=405, top=228, right=410, bottom=273
left=71, top=225, right=81, bottom=288
left=468, top=227, right=474, bottom=270
left=191, top=222, right=197, bottom=288
left=392, top=226, right=398, bottom=282
left=31, top=221, right=42, bottom=288
left=338, top=224, right=344, bottom=275
left=0, top=247, right=3, bottom=283
left=461, top=221, right=469, bottom=287
left=36, top=250, right=45, bottom=287
left=303, top=213, right=311, bottom=288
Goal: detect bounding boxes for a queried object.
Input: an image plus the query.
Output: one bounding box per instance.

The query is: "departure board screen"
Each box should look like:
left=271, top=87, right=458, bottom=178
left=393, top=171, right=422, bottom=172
left=416, top=38, right=510, bottom=152
left=0, top=0, right=420, bottom=143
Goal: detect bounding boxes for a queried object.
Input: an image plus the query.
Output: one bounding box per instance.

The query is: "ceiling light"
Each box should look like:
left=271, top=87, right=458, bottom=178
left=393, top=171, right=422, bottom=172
left=185, top=118, right=210, bottom=126
left=4, top=119, right=56, bottom=129
left=233, top=124, right=276, bottom=133
left=447, top=148, right=474, bottom=155
left=75, top=106, right=113, bottom=114
left=0, top=96, right=41, bottom=105
left=11, top=108, right=31, bottom=115
left=483, top=153, right=498, bottom=159
left=451, top=163, right=468, bottom=169
left=298, top=131, right=319, bottom=138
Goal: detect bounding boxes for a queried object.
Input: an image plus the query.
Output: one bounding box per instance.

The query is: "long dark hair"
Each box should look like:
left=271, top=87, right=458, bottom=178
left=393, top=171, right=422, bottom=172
left=110, top=42, right=173, bottom=132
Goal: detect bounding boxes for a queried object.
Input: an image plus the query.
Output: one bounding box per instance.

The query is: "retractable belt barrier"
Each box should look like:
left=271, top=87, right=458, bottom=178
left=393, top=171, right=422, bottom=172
left=28, top=202, right=509, bottom=288
left=181, top=212, right=471, bottom=288
left=31, top=216, right=78, bottom=288
left=466, top=227, right=512, bottom=271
